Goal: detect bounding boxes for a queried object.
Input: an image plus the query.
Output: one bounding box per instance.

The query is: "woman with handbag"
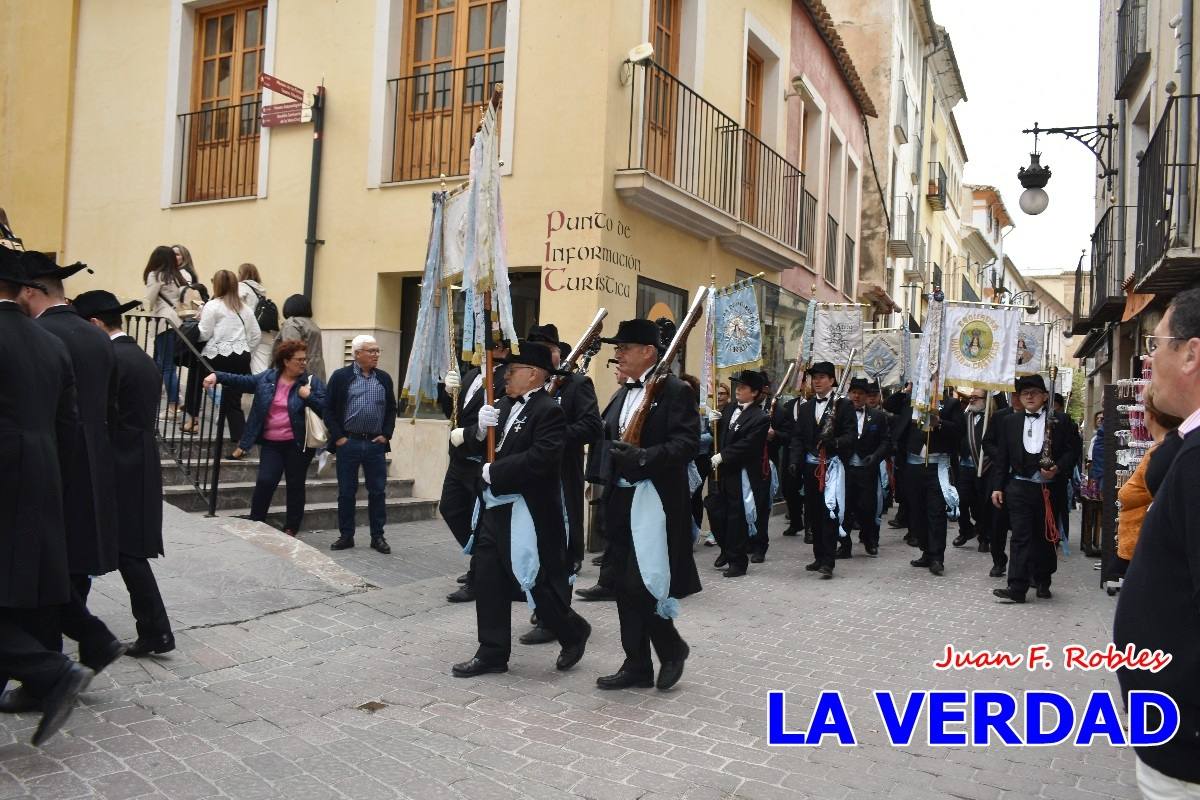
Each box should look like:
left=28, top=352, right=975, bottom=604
left=143, top=245, right=196, bottom=418
left=237, top=262, right=278, bottom=374
left=204, top=340, right=326, bottom=535
left=197, top=269, right=260, bottom=455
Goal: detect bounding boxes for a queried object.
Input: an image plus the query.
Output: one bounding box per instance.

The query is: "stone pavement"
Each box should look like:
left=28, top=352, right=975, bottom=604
left=0, top=504, right=1139, bottom=799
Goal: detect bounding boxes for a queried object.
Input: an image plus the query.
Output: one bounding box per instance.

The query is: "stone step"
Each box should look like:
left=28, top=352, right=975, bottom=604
left=220, top=497, right=440, bottom=532
left=163, top=477, right=414, bottom=513
left=160, top=455, right=390, bottom=485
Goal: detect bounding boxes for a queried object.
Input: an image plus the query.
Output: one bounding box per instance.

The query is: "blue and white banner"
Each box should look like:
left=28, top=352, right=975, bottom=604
left=811, top=306, right=864, bottom=366
left=1016, top=322, right=1046, bottom=377
left=861, top=328, right=903, bottom=388
left=940, top=303, right=1023, bottom=392
left=715, top=281, right=762, bottom=370
left=401, top=192, right=453, bottom=407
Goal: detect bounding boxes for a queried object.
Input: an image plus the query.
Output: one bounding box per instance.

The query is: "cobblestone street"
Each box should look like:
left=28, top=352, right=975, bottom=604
left=0, top=506, right=1137, bottom=799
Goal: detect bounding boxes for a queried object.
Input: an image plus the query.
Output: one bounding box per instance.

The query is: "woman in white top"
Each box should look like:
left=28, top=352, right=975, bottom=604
left=143, top=245, right=195, bottom=417
left=237, top=262, right=277, bottom=374
left=198, top=269, right=261, bottom=456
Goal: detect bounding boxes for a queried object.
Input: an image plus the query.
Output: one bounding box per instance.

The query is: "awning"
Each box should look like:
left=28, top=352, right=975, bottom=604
left=858, top=283, right=902, bottom=314
left=1073, top=324, right=1111, bottom=360
left=1120, top=274, right=1157, bottom=322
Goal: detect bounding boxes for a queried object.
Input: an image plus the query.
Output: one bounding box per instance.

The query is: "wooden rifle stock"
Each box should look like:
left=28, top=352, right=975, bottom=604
left=549, top=308, right=607, bottom=395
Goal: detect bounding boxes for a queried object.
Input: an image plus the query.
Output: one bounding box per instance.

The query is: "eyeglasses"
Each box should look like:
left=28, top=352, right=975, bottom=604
left=1144, top=335, right=1186, bottom=354
left=360, top=348, right=381, bottom=355
left=504, top=364, right=534, bottom=375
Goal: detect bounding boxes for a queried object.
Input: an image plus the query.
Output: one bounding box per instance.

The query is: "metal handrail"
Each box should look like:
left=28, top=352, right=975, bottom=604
left=124, top=313, right=227, bottom=516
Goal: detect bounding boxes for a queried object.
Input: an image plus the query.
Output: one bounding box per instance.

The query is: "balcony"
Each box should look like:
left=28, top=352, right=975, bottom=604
left=174, top=101, right=261, bottom=204
left=1089, top=205, right=1127, bottom=323
left=894, top=81, right=909, bottom=144
left=929, top=262, right=943, bottom=291
left=799, top=190, right=818, bottom=258
left=1135, top=95, right=1200, bottom=293
left=616, top=61, right=807, bottom=271
left=385, top=61, right=504, bottom=184
left=887, top=195, right=916, bottom=257
left=824, top=216, right=839, bottom=283
left=1116, top=0, right=1149, bottom=100
left=1071, top=254, right=1089, bottom=335
left=842, top=233, right=855, bottom=293
left=926, top=162, right=947, bottom=211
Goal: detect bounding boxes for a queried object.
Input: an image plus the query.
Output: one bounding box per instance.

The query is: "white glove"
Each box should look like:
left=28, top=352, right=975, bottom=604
left=476, top=403, right=500, bottom=440
left=482, top=463, right=492, bottom=484
left=444, top=368, right=461, bottom=392
left=710, top=453, right=724, bottom=469
left=449, top=428, right=465, bottom=447
left=707, top=408, right=721, bottom=423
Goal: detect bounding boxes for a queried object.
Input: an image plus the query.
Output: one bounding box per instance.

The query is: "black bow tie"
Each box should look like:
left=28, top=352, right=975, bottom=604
left=737, top=404, right=748, bottom=411
left=512, top=396, right=526, bottom=406
left=1025, top=412, right=1042, bottom=420
left=625, top=380, right=643, bottom=389
left=816, top=396, right=830, bottom=403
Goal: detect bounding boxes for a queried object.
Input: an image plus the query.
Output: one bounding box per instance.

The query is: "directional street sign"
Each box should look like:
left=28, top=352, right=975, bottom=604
left=259, top=73, right=304, bottom=103
left=262, top=101, right=303, bottom=127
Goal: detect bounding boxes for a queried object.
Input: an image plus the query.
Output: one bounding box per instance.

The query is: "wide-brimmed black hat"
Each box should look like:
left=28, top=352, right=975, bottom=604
left=72, top=289, right=141, bottom=319
left=500, top=340, right=558, bottom=374
left=732, top=369, right=766, bottom=392
left=0, top=245, right=45, bottom=289
left=600, top=318, right=660, bottom=346
left=848, top=377, right=877, bottom=394
left=806, top=361, right=837, bottom=384
left=20, top=250, right=92, bottom=281
left=527, top=323, right=570, bottom=360
left=1016, top=375, right=1048, bottom=393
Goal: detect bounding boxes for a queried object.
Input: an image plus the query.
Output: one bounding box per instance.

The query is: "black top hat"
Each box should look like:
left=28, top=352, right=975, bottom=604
left=19, top=250, right=92, bottom=281
left=1053, top=392, right=1065, bottom=405
left=0, top=245, right=45, bottom=289
left=1016, top=374, right=1048, bottom=393
left=500, top=340, right=558, bottom=374
left=600, top=318, right=660, bottom=347
left=527, top=323, right=570, bottom=361
left=848, top=377, right=876, bottom=394
left=806, top=361, right=837, bottom=384
left=72, top=289, right=141, bottom=319
left=732, top=369, right=766, bottom=392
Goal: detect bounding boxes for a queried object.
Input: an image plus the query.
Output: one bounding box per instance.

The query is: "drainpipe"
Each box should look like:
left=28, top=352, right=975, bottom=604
left=1176, top=0, right=1193, bottom=242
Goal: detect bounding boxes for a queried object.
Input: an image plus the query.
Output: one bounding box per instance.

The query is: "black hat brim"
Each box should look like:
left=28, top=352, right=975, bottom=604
left=23, top=260, right=91, bottom=281
left=74, top=298, right=141, bottom=317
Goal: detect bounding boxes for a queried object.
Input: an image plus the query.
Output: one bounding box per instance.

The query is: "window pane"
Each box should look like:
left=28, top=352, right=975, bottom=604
left=438, top=0, right=454, bottom=7
left=490, top=2, right=506, bottom=48
left=417, top=0, right=432, bottom=10
left=218, top=56, right=231, bottom=98
left=468, top=5, right=485, bottom=52
left=204, top=18, right=218, bottom=56
left=244, top=8, right=261, bottom=48
left=414, top=17, right=431, bottom=61
left=465, top=54, right=484, bottom=105
left=202, top=60, right=215, bottom=98
left=435, top=11, right=454, bottom=58
left=219, top=14, right=234, bottom=53
left=242, top=50, right=259, bottom=92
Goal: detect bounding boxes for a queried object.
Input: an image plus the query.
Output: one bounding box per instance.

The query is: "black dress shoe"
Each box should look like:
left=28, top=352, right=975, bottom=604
left=713, top=554, right=728, bottom=569
left=818, top=565, right=833, bottom=579
left=519, top=625, right=557, bottom=646
left=888, top=518, right=907, bottom=529
left=904, top=535, right=919, bottom=548
left=656, top=643, right=690, bottom=691
left=32, top=664, right=94, bottom=747
left=977, top=540, right=990, bottom=553
left=928, top=561, right=944, bottom=576
left=835, top=544, right=852, bottom=559
left=910, top=556, right=931, bottom=568
left=750, top=553, right=765, bottom=564
left=989, top=566, right=1006, bottom=578
left=0, top=686, right=41, bottom=714
left=556, top=622, right=590, bottom=671
left=370, top=536, right=391, bottom=554
left=804, top=560, right=821, bottom=571
left=993, top=588, right=1026, bottom=604
left=575, top=584, right=616, bottom=602
left=865, top=545, right=879, bottom=557
left=803, top=532, right=813, bottom=544
left=1036, top=585, right=1053, bottom=599
left=952, top=535, right=970, bottom=548
left=591, top=555, right=604, bottom=566
left=456, top=573, right=469, bottom=584
left=123, top=634, right=175, bottom=658
left=722, top=564, right=747, bottom=578
left=82, top=639, right=125, bottom=674
left=446, top=585, right=476, bottom=603
left=451, top=657, right=507, bottom=678
left=596, top=669, right=653, bottom=690
left=330, top=538, right=354, bottom=550
left=782, top=528, right=798, bottom=537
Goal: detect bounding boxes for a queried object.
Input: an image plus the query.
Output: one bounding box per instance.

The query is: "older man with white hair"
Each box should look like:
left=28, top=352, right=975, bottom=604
left=324, top=335, right=397, bottom=553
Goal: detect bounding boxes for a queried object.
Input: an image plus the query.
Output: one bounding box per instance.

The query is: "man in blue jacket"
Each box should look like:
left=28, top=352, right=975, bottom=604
left=324, top=335, right=397, bottom=554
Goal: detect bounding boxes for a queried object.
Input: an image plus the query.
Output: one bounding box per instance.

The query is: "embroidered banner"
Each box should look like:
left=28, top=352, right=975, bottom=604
left=1016, top=322, right=1046, bottom=376
left=811, top=306, right=864, bottom=366
left=861, top=329, right=903, bottom=387
left=715, top=281, right=762, bottom=370
left=401, top=192, right=453, bottom=406
left=910, top=296, right=944, bottom=416
left=939, top=303, right=1023, bottom=392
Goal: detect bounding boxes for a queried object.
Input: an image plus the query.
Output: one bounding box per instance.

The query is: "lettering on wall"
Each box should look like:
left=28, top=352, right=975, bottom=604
left=543, top=210, right=637, bottom=297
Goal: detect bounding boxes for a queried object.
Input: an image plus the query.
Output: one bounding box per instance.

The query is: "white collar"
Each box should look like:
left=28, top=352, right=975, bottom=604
left=109, top=330, right=126, bottom=340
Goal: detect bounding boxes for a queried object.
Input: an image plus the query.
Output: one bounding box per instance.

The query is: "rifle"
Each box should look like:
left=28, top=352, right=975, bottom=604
left=549, top=308, right=607, bottom=395
left=769, top=362, right=796, bottom=418
left=622, top=284, right=709, bottom=446
left=815, top=348, right=857, bottom=489
left=0, top=208, right=24, bottom=251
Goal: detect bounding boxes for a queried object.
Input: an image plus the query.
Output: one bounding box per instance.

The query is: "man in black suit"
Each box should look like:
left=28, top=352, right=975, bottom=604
left=449, top=342, right=591, bottom=677
left=953, top=389, right=993, bottom=554
left=840, top=378, right=893, bottom=557
left=788, top=362, right=855, bottom=578
left=17, top=253, right=124, bottom=674
left=707, top=370, right=771, bottom=577
left=883, top=383, right=912, bottom=531
left=982, top=389, right=1017, bottom=578
left=73, top=291, right=174, bottom=657
left=594, top=319, right=700, bottom=691
left=772, top=391, right=804, bottom=537
left=441, top=341, right=508, bottom=603
left=891, top=391, right=965, bottom=576
left=990, top=375, right=1080, bottom=604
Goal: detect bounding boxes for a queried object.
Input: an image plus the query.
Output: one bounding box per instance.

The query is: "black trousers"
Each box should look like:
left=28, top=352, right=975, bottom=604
left=1005, top=479, right=1061, bottom=595
left=607, top=487, right=686, bottom=676
left=955, top=466, right=991, bottom=544
left=780, top=451, right=804, bottom=533
left=60, top=575, right=118, bottom=667
left=118, top=555, right=171, bottom=643
left=906, top=463, right=949, bottom=562
left=472, top=507, right=589, bottom=665
left=440, top=459, right=481, bottom=584
left=252, top=440, right=316, bottom=531
left=0, top=607, right=71, bottom=700
left=709, top=485, right=748, bottom=571
left=803, top=462, right=838, bottom=568
left=991, top=501, right=1011, bottom=570
left=208, top=351, right=252, bottom=445
left=846, top=465, right=881, bottom=548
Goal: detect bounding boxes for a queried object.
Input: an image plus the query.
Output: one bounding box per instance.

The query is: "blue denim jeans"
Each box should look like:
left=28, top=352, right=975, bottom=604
left=154, top=331, right=180, bottom=404
left=335, top=438, right=388, bottom=538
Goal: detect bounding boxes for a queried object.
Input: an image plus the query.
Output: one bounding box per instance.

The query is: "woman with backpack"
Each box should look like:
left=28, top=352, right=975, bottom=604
left=198, top=269, right=261, bottom=457
left=237, top=263, right=278, bottom=374
left=143, top=245, right=196, bottom=418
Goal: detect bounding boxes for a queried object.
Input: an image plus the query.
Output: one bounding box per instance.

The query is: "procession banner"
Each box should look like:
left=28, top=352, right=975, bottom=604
left=440, top=186, right=470, bottom=284
left=910, top=297, right=944, bottom=416
left=715, top=280, right=762, bottom=370
left=939, top=303, right=1023, bottom=392
left=861, top=328, right=903, bottom=388
left=811, top=305, right=864, bottom=366
left=401, top=192, right=453, bottom=406
left=700, top=285, right=717, bottom=414
left=1016, top=322, right=1046, bottom=376
left=798, top=299, right=817, bottom=367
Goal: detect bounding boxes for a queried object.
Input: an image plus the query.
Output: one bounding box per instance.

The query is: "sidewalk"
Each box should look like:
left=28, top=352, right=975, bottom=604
left=0, top=506, right=1138, bottom=799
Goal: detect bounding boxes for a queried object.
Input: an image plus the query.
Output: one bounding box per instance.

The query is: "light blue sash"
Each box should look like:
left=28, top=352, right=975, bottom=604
left=875, top=460, right=888, bottom=526
left=467, top=488, right=541, bottom=610
left=687, top=461, right=702, bottom=495
left=822, top=456, right=849, bottom=538
left=741, top=470, right=758, bottom=538
left=619, top=478, right=679, bottom=619
left=937, top=460, right=960, bottom=521
left=769, top=461, right=780, bottom=500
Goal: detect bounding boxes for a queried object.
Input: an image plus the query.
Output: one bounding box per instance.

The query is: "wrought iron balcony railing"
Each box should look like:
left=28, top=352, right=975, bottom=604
left=824, top=216, right=839, bottom=283
left=799, top=189, right=818, bottom=258
left=1090, top=205, right=1127, bottom=322
left=1116, top=0, right=1149, bottom=99
left=926, top=162, right=947, bottom=211
left=1135, top=95, right=1200, bottom=291
left=887, top=195, right=916, bottom=258
left=174, top=101, right=261, bottom=204
left=842, top=233, right=855, bottom=294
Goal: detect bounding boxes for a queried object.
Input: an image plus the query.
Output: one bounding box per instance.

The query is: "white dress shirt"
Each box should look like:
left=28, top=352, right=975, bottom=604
left=812, top=393, right=831, bottom=423
left=729, top=403, right=748, bottom=428
left=1023, top=408, right=1047, bottom=455
left=856, top=408, right=866, bottom=436
left=618, top=367, right=654, bottom=435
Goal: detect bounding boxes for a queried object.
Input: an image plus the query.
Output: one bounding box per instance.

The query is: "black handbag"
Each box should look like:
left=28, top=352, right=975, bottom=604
left=173, top=318, right=203, bottom=367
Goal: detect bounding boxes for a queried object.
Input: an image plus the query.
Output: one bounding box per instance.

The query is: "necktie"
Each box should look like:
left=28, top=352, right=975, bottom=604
left=625, top=380, right=643, bottom=389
